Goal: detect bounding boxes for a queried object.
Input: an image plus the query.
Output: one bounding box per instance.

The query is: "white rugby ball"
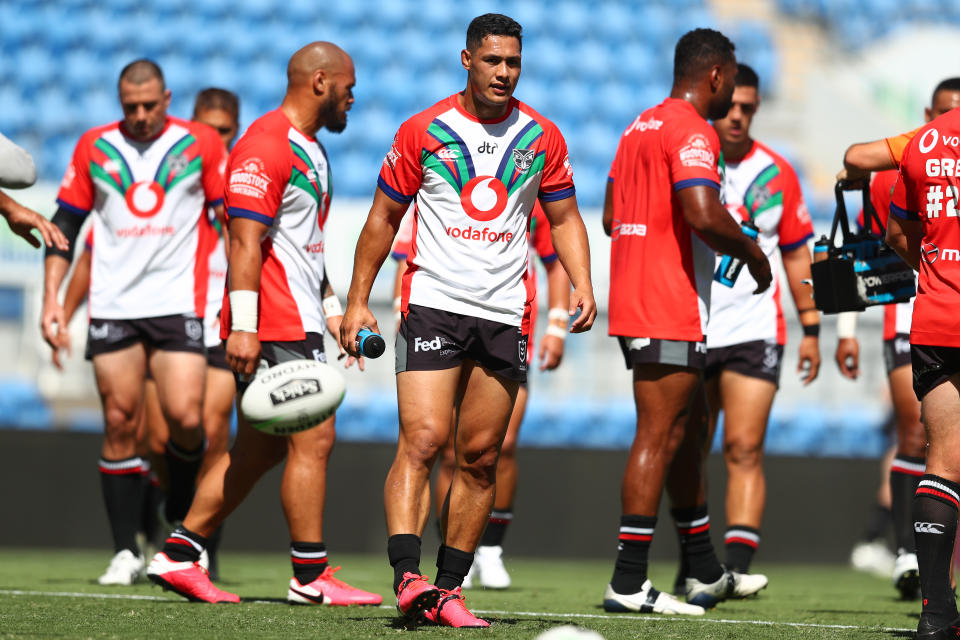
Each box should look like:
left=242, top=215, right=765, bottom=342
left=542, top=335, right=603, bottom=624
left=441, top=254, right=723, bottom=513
left=240, top=359, right=345, bottom=436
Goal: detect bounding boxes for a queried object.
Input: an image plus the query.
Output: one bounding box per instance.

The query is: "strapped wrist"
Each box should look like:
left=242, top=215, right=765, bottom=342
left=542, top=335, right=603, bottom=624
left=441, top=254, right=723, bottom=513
left=229, top=290, right=258, bottom=333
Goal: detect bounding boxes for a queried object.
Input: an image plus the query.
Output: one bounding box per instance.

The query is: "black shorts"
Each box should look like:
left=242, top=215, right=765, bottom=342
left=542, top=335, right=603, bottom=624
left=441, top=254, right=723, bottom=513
left=883, top=333, right=912, bottom=375
left=206, top=343, right=230, bottom=371
left=705, top=340, right=784, bottom=386
left=85, top=314, right=205, bottom=360
left=616, top=336, right=707, bottom=371
left=236, top=332, right=327, bottom=394
left=396, top=304, right=528, bottom=384
left=911, top=343, right=960, bottom=400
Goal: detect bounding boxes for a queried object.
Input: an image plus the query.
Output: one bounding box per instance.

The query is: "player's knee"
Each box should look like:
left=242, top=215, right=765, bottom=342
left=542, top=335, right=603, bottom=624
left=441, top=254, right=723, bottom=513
left=102, top=403, right=138, bottom=432
left=724, top=437, right=763, bottom=468
left=399, top=426, right=446, bottom=467
left=459, top=447, right=499, bottom=487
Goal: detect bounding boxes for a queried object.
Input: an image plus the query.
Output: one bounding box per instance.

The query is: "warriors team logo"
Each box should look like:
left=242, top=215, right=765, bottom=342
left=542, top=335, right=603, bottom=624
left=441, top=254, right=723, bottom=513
left=461, top=176, right=508, bottom=222
left=125, top=181, right=165, bottom=218
left=166, top=153, right=189, bottom=174
left=512, top=148, right=535, bottom=173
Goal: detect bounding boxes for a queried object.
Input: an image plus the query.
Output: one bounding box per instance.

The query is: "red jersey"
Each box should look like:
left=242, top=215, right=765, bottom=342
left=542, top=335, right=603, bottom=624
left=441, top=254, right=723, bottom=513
left=607, top=98, right=722, bottom=341
left=891, top=111, right=960, bottom=347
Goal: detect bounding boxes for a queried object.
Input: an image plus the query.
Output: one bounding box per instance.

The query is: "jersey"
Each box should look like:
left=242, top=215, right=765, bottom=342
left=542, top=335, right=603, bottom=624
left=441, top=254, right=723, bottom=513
left=219, top=109, right=332, bottom=342
left=707, top=141, right=813, bottom=348
left=378, top=94, right=575, bottom=329
left=203, top=214, right=227, bottom=348
left=607, top=97, right=722, bottom=342
left=56, top=117, right=226, bottom=319
left=885, top=127, right=920, bottom=167
left=891, top=111, right=960, bottom=347
left=858, top=170, right=914, bottom=339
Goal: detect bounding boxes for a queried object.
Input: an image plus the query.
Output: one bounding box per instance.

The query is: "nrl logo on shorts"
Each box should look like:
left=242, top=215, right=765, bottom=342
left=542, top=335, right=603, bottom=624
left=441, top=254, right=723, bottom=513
left=512, top=149, right=535, bottom=173
left=184, top=319, right=203, bottom=341
left=270, top=379, right=321, bottom=405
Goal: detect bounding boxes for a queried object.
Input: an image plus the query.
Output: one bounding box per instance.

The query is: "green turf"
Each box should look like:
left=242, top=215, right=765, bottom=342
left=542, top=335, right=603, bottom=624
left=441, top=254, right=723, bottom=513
left=0, top=549, right=918, bottom=639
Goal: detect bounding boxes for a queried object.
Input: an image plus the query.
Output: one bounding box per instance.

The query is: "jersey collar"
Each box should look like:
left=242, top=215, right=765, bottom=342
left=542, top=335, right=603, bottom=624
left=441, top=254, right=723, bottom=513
left=119, top=116, right=172, bottom=143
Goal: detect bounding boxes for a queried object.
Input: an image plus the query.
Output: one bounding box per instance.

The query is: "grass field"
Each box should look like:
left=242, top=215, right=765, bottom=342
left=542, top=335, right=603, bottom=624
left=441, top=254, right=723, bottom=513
left=0, top=549, right=919, bottom=639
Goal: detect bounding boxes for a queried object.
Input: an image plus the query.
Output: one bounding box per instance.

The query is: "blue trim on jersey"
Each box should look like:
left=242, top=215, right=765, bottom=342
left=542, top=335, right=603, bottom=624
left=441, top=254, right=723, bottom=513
left=431, top=120, right=476, bottom=180
left=539, top=186, right=576, bottom=202
left=673, top=178, right=720, bottom=192
left=425, top=135, right=464, bottom=189
left=890, top=202, right=918, bottom=221
left=56, top=198, right=90, bottom=217
left=229, top=207, right=274, bottom=226
left=206, top=197, right=223, bottom=208
left=607, top=176, right=614, bottom=183
left=391, top=251, right=408, bottom=261
left=378, top=176, right=415, bottom=204
left=779, top=232, right=814, bottom=252
left=540, top=253, right=559, bottom=264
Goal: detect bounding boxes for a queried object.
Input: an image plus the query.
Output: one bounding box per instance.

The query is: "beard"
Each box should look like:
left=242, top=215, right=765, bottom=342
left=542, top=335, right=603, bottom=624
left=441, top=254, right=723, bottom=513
left=321, top=97, right=348, bottom=134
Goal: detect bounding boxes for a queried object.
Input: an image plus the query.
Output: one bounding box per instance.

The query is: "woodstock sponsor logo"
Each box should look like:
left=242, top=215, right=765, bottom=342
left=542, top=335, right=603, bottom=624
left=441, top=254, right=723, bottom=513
left=229, top=158, right=271, bottom=199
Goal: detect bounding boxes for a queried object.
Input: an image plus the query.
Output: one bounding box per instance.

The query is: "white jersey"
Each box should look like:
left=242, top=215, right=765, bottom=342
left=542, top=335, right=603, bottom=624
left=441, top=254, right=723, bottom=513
left=203, top=217, right=227, bottom=348
left=379, top=94, right=575, bottom=328
left=707, top=141, right=814, bottom=348
left=57, top=118, right=227, bottom=319
left=219, top=109, right=332, bottom=342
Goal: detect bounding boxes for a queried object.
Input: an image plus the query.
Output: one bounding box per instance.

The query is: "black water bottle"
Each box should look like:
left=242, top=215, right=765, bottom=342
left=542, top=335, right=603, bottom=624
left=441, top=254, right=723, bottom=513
left=356, top=328, right=385, bottom=358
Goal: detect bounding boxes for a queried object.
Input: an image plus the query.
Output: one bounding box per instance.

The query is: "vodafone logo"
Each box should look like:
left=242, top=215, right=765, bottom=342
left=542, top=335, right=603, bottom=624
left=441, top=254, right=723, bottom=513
left=461, top=176, right=508, bottom=222
left=124, top=181, right=164, bottom=218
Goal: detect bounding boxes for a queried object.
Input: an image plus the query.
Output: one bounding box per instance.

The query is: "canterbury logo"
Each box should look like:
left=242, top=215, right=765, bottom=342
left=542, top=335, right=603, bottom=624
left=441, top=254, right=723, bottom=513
left=915, top=522, right=945, bottom=534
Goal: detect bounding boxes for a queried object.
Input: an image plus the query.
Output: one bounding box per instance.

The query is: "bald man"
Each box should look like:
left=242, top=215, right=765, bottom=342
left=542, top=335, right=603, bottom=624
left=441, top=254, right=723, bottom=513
left=146, top=42, right=381, bottom=607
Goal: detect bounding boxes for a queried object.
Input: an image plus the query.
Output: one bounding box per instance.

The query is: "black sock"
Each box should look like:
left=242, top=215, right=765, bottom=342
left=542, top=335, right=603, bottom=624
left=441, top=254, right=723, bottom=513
left=671, top=505, right=723, bottom=584
left=862, top=503, right=892, bottom=542
left=161, top=525, right=207, bottom=563
left=140, top=468, right=163, bottom=546
left=435, top=545, right=474, bottom=590
left=207, top=524, right=223, bottom=579
left=291, top=541, right=328, bottom=584
left=891, top=455, right=924, bottom=554
left=164, top=439, right=204, bottom=523
left=914, top=475, right=960, bottom=626
left=479, top=508, right=513, bottom=547
left=99, top=456, right=146, bottom=554
left=610, top=515, right=655, bottom=594
left=388, top=534, right=422, bottom=593
left=724, top=525, right=760, bottom=573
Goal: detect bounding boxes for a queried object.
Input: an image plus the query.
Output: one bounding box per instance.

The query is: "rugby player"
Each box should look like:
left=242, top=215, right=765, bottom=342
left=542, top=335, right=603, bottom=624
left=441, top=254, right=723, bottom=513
left=340, top=14, right=596, bottom=627
left=602, top=29, right=771, bottom=615
left=836, top=78, right=960, bottom=600
left=0, top=132, right=68, bottom=249
left=885, top=98, right=960, bottom=640
left=147, top=42, right=382, bottom=607
left=41, top=60, right=227, bottom=585
left=672, top=63, right=818, bottom=584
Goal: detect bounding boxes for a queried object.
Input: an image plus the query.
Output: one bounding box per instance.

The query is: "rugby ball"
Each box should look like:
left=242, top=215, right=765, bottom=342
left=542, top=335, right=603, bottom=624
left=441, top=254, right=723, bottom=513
left=240, top=359, right=345, bottom=436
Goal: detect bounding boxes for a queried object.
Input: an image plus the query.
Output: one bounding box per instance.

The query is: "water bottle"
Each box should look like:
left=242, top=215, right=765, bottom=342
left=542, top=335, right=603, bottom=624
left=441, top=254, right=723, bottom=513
left=714, top=221, right=760, bottom=287
left=356, top=328, right=386, bottom=358
left=813, top=235, right=830, bottom=263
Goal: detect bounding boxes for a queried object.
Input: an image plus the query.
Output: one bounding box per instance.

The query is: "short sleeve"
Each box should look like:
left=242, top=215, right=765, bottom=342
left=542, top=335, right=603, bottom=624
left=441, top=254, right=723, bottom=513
left=391, top=210, right=415, bottom=260
left=378, top=119, right=423, bottom=204
left=537, top=122, right=575, bottom=202
left=884, top=127, right=919, bottom=168
left=224, top=134, right=290, bottom=226
left=776, top=160, right=814, bottom=250
left=890, top=143, right=918, bottom=221
left=197, top=125, right=227, bottom=208
left=530, top=202, right=557, bottom=263
left=665, top=120, right=721, bottom=192
left=56, top=133, right=95, bottom=217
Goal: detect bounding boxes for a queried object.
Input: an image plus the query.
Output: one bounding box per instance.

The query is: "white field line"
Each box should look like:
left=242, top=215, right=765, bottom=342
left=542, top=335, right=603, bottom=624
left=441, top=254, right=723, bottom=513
left=0, top=589, right=913, bottom=633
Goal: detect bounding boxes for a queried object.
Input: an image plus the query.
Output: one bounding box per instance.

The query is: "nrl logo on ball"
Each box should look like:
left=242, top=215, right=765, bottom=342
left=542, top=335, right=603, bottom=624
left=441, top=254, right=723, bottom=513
left=513, top=149, right=534, bottom=173
left=270, top=379, right=321, bottom=406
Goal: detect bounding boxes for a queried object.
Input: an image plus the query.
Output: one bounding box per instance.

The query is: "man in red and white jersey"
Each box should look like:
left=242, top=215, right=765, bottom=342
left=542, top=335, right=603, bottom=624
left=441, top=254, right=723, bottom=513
left=886, top=103, right=960, bottom=639
left=340, top=14, right=596, bottom=627
left=668, top=64, right=819, bottom=586
left=836, top=80, right=960, bottom=602
left=390, top=202, right=569, bottom=590
left=41, top=60, right=227, bottom=586
left=146, top=42, right=381, bottom=607
left=601, top=29, right=771, bottom=615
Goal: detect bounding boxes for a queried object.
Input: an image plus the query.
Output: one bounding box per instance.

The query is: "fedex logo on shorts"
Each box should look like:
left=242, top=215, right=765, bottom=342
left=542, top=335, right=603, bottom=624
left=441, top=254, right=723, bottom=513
left=414, top=336, right=442, bottom=352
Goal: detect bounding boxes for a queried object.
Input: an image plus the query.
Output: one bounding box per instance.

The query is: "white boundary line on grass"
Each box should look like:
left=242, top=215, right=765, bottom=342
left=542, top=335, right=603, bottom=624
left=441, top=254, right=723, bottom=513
left=0, top=589, right=913, bottom=634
